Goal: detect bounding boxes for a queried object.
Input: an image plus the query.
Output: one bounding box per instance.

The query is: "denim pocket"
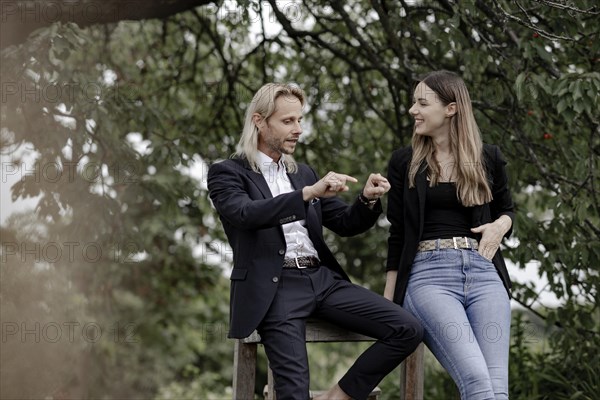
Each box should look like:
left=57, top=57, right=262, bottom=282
left=413, top=250, right=435, bottom=264
left=471, top=250, right=494, bottom=264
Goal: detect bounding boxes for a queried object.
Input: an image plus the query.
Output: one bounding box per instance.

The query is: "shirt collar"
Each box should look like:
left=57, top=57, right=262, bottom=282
left=257, top=151, right=286, bottom=176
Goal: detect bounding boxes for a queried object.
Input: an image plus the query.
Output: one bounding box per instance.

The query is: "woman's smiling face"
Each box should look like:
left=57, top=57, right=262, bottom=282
left=409, top=81, right=454, bottom=138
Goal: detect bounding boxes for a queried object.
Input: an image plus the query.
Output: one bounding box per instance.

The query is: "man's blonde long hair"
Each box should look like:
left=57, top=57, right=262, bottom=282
left=235, top=83, right=305, bottom=173
left=408, top=71, right=492, bottom=207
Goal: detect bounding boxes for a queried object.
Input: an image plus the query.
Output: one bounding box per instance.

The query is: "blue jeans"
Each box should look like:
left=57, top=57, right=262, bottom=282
left=404, top=248, right=511, bottom=400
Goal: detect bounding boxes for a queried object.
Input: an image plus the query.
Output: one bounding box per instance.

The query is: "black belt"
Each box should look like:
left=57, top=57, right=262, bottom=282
left=282, top=256, right=320, bottom=269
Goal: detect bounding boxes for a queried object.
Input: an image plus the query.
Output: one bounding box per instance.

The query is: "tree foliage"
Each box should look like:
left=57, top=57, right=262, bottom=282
left=1, top=1, right=598, bottom=399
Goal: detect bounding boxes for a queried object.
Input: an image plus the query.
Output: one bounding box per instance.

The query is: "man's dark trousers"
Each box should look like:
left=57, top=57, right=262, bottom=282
left=257, top=265, right=423, bottom=400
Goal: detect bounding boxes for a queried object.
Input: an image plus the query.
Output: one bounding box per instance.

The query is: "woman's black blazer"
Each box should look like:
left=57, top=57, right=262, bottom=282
left=386, top=144, right=515, bottom=305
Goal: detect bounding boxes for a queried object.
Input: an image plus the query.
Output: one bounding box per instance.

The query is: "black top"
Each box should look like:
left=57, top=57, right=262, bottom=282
left=421, top=182, right=474, bottom=240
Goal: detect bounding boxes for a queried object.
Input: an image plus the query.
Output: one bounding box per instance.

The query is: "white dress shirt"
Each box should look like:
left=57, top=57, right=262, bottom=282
left=257, top=151, right=319, bottom=260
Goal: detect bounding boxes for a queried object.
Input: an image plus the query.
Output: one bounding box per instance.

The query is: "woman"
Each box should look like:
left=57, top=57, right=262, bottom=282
left=384, top=71, right=515, bottom=400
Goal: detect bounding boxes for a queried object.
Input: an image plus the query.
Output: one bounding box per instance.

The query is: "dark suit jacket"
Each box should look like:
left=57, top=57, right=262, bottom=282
left=386, top=144, right=515, bottom=305
left=207, top=157, right=382, bottom=339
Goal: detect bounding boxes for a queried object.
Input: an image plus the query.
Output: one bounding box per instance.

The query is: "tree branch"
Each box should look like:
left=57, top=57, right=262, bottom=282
left=1, top=0, right=215, bottom=49
left=491, top=0, right=580, bottom=42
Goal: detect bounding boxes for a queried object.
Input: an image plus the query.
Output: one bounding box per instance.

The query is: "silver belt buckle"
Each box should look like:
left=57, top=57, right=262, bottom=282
left=464, top=237, right=471, bottom=249
left=295, top=257, right=307, bottom=269
left=452, top=237, right=458, bottom=249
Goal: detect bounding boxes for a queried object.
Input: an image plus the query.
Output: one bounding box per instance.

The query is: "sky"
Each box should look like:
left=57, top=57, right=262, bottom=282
left=1, top=144, right=40, bottom=225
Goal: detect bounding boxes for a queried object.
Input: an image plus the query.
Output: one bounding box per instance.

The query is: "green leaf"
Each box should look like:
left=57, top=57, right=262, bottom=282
left=573, top=80, right=583, bottom=100
left=515, top=72, right=527, bottom=103
left=535, top=45, right=554, bottom=64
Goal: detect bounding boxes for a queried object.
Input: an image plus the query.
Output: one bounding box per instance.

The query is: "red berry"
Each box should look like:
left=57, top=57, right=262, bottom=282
left=527, top=110, right=534, bottom=116
left=543, top=133, right=553, bottom=140
left=533, top=32, right=540, bottom=38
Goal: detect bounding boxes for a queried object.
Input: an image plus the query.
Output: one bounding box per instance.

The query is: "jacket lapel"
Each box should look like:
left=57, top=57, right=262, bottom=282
left=287, top=170, right=304, bottom=192
left=416, top=168, right=428, bottom=240
left=288, top=169, right=322, bottom=241
left=234, top=158, right=273, bottom=199
left=248, top=171, right=273, bottom=199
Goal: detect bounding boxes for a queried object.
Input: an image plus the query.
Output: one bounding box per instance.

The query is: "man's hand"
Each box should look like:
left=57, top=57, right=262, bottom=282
left=362, top=173, right=391, bottom=200
left=302, top=171, right=358, bottom=201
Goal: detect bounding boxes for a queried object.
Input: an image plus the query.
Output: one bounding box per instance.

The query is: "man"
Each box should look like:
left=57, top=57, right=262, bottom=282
left=207, top=83, right=422, bottom=400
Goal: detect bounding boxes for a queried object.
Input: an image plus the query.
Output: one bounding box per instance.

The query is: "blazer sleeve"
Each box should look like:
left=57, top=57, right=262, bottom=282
left=385, top=149, right=409, bottom=271
left=488, top=145, right=515, bottom=239
left=207, top=161, right=308, bottom=231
